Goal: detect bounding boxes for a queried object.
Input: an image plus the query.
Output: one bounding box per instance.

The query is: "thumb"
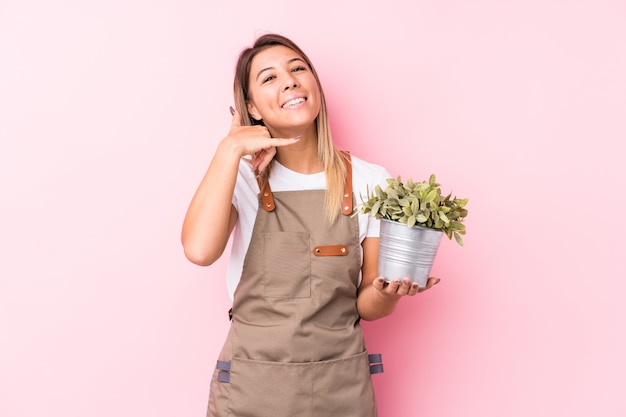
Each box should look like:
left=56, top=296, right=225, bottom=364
left=229, top=106, right=242, bottom=128
left=372, top=277, right=386, bottom=291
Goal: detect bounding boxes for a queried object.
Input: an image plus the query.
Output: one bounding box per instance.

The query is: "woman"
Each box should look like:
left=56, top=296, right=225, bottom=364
left=182, top=33, right=439, bottom=417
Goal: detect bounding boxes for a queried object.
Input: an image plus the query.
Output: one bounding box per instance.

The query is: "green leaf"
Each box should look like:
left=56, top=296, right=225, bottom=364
left=407, top=215, right=416, bottom=228
left=374, top=185, right=385, bottom=199
left=425, top=189, right=437, bottom=203
left=414, top=183, right=429, bottom=192
left=371, top=201, right=381, bottom=216
left=448, top=221, right=465, bottom=231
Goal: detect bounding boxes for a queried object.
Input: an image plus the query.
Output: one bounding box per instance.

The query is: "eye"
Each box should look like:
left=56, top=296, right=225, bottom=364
left=291, top=66, right=306, bottom=73
left=262, top=74, right=276, bottom=83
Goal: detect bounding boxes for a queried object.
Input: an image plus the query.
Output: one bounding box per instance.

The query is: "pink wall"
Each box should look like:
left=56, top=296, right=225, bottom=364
left=1, top=1, right=625, bottom=416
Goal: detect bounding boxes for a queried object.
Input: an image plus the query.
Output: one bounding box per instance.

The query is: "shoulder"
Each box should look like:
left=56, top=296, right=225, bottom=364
left=347, top=154, right=389, bottom=239
left=349, top=154, right=391, bottom=186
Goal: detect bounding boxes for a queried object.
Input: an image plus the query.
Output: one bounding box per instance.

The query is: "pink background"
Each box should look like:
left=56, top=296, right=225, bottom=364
left=1, top=1, right=625, bottom=416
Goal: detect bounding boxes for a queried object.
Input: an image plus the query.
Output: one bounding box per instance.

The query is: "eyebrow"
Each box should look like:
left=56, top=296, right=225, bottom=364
left=256, top=58, right=306, bottom=81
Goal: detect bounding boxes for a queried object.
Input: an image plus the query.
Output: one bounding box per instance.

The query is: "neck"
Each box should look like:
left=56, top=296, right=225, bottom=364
left=275, top=136, right=323, bottom=174
left=271, top=123, right=323, bottom=174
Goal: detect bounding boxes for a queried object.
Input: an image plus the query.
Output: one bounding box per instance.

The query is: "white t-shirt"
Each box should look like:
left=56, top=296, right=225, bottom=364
left=226, top=155, right=391, bottom=300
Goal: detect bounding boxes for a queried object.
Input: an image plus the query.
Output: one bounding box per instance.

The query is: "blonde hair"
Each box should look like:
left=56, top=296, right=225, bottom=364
left=233, top=34, right=347, bottom=224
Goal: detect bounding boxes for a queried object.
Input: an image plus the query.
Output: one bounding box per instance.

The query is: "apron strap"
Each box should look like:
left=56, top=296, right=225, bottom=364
left=257, top=151, right=354, bottom=215
left=341, top=152, right=353, bottom=216
left=258, top=179, right=276, bottom=212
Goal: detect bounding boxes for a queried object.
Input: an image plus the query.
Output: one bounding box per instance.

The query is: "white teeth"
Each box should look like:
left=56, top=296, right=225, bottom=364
left=282, top=97, right=305, bottom=108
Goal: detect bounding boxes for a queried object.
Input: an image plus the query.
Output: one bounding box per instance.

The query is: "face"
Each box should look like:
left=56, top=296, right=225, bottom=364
left=246, top=45, right=321, bottom=137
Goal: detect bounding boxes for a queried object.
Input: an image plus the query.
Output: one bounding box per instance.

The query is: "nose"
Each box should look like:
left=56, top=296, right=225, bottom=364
left=283, top=75, right=298, bottom=91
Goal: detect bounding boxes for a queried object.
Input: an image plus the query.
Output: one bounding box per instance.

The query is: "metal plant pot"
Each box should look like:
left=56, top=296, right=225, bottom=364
left=378, top=218, right=443, bottom=288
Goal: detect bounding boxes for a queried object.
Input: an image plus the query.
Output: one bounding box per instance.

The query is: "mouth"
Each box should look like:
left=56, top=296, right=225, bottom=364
left=281, top=97, right=307, bottom=109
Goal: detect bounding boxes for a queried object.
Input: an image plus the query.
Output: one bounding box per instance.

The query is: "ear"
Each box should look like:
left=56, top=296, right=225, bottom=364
left=247, top=101, right=262, bottom=121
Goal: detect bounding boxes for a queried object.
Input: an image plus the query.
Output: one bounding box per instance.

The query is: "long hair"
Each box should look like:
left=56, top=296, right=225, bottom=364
left=233, top=33, right=347, bottom=224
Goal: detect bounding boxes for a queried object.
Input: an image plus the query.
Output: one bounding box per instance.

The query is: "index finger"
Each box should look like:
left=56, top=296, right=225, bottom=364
left=263, top=135, right=302, bottom=148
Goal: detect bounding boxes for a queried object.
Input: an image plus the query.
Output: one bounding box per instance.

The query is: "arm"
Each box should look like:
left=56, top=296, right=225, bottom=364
left=356, top=237, right=440, bottom=321
left=181, top=140, right=240, bottom=266
left=181, top=109, right=301, bottom=266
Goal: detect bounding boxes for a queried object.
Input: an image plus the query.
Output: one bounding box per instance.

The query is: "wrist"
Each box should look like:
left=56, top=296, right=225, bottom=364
left=217, top=137, right=246, bottom=160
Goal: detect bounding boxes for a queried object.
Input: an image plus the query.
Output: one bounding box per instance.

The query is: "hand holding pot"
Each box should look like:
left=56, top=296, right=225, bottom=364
left=372, top=276, right=441, bottom=297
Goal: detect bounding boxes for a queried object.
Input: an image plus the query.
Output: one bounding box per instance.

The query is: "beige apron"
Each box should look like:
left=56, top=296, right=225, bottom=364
left=207, top=155, right=382, bottom=417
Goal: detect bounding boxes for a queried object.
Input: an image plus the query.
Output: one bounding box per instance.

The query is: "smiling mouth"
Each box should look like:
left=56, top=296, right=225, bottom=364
left=282, top=97, right=306, bottom=108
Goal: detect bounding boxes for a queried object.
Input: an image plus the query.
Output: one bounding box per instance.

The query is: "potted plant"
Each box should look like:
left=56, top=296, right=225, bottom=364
left=360, top=174, right=468, bottom=287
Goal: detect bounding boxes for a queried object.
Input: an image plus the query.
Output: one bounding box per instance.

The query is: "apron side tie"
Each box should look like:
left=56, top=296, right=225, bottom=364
left=368, top=353, right=384, bottom=375
left=216, top=360, right=231, bottom=383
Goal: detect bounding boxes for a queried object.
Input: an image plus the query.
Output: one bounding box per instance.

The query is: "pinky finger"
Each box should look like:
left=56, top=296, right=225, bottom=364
left=255, top=148, right=277, bottom=173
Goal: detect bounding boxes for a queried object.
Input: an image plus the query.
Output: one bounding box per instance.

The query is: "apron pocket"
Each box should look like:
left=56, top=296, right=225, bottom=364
left=311, top=351, right=378, bottom=417
left=263, top=231, right=311, bottom=298
left=228, top=356, right=312, bottom=417
left=227, top=352, right=377, bottom=417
